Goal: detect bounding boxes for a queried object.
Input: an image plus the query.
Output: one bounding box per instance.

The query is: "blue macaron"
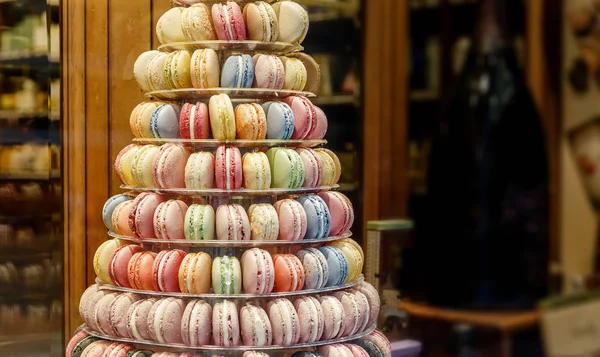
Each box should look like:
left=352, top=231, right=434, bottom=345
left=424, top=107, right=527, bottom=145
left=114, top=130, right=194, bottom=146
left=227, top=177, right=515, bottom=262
left=319, top=245, right=348, bottom=287
left=352, top=340, right=386, bottom=357
left=149, top=103, right=181, bottom=138
left=297, top=194, right=331, bottom=239
left=263, top=101, right=295, bottom=139
left=221, top=54, right=254, bottom=88
left=102, top=193, right=134, bottom=231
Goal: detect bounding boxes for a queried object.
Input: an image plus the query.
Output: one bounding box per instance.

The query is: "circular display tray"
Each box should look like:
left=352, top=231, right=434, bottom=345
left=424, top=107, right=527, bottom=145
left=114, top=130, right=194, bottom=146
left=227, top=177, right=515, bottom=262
left=120, top=185, right=338, bottom=197
left=83, top=324, right=375, bottom=351
left=132, top=138, right=327, bottom=148
left=108, top=230, right=352, bottom=247
left=172, top=0, right=278, bottom=7
left=158, top=40, right=302, bottom=55
left=95, top=274, right=363, bottom=299
left=146, top=88, right=316, bottom=101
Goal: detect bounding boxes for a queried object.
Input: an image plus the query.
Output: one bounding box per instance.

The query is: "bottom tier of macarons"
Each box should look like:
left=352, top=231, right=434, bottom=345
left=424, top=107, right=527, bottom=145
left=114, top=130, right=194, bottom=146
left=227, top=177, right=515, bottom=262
left=78, top=281, right=380, bottom=349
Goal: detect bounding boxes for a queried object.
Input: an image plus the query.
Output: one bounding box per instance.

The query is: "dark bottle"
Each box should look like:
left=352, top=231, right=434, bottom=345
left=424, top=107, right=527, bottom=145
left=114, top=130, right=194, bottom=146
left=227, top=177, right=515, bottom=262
left=452, top=324, right=479, bottom=357
left=417, top=0, right=549, bottom=309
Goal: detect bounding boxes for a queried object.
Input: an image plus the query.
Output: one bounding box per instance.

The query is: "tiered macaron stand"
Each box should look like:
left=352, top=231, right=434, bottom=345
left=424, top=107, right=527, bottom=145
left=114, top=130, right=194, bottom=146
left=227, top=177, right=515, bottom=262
left=66, top=1, right=391, bottom=357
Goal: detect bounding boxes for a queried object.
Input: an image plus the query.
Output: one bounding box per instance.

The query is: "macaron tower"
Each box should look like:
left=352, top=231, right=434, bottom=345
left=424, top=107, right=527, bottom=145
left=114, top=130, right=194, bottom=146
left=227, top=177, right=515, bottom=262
left=67, top=1, right=392, bottom=357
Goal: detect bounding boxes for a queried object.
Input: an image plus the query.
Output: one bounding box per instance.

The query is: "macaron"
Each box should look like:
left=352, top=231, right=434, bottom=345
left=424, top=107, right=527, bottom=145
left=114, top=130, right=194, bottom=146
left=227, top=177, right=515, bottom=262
left=345, top=344, right=370, bottom=357
left=182, top=4, right=217, bottom=41
left=240, top=303, right=273, bottom=346
left=353, top=282, right=380, bottom=328
left=180, top=102, right=210, bottom=140
left=190, top=49, right=220, bottom=89
left=151, top=353, right=179, bottom=357
left=156, top=7, right=186, bottom=44
left=153, top=199, right=188, bottom=240
left=243, top=1, right=278, bottom=41
left=131, top=145, right=161, bottom=188
left=297, top=194, right=331, bottom=239
left=247, top=203, right=278, bottom=240
left=362, top=330, right=392, bottom=357
left=241, top=248, right=275, bottom=294
left=215, top=146, right=243, bottom=190
left=164, top=51, right=193, bottom=89
left=328, top=239, right=363, bottom=283
left=104, top=343, right=134, bottom=357
left=147, top=297, right=185, bottom=343
left=129, top=192, right=167, bottom=239
left=181, top=299, right=212, bottom=346
left=209, top=94, right=236, bottom=140
left=308, top=105, right=328, bottom=140
left=107, top=293, right=139, bottom=338
left=153, top=143, right=191, bottom=188
left=235, top=103, right=267, bottom=140
left=262, top=101, right=294, bottom=139
left=351, top=339, right=385, bottom=357
left=212, top=2, right=247, bottom=41
left=66, top=330, right=98, bottom=357
left=317, top=344, right=354, bottom=357
left=283, top=96, right=317, bottom=140
left=152, top=249, right=187, bottom=292
left=93, top=239, right=124, bottom=284
left=318, top=295, right=345, bottom=340
left=109, top=245, right=144, bottom=288
left=242, top=352, right=269, bottom=357
left=349, top=289, right=371, bottom=333
left=79, top=285, right=107, bottom=330
left=253, top=54, right=284, bottom=89
left=266, top=147, right=305, bottom=189
left=315, top=148, right=341, bottom=184
left=273, top=198, right=307, bottom=241
left=80, top=341, right=111, bottom=357
left=333, top=291, right=365, bottom=337
left=179, top=353, right=203, bottom=357
left=128, top=251, right=158, bottom=290
left=102, top=194, right=134, bottom=231
left=185, top=151, right=215, bottom=189
left=149, top=104, right=181, bottom=139
left=281, top=56, right=307, bottom=91
left=129, top=101, right=164, bottom=138
left=93, top=292, right=119, bottom=335
left=134, top=51, right=161, bottom=93
left=178, top=252, right=212, bottom=293
left=216, top=204, right=250, bottom=240
left=242, top=152, right=271, bottom=190
left=267, top=298, right=300, bottom=345
left=212, top=300, right=240, bottom=346
left=221, top=54, right=255, bottom=88
left=293, top=296, right=324, bottom=343
left=318, top=191, right=354, bottom=236
left=318, top=246, right=348, bottom=287
left=146, top=52, right=169, bottom=92
left=184, top=204, right=216, bottom=240
left=291, top=353, right=324, bottom=357
left=126, top=297, right=157, bottom=340
left=297, top=148, right=323, bottom=187
left=288, top=52, right=321, bottom=93
left=272, top=254, right=305, bottom=292
left=126, top=350, right=154, bottom=357
left=115, top=144, right=142, bottom=186
left=212, top=255, right=242, bottom=294
left=272, top=1, right=309, bottom=44
left=295, top=247, right=329, bottom=290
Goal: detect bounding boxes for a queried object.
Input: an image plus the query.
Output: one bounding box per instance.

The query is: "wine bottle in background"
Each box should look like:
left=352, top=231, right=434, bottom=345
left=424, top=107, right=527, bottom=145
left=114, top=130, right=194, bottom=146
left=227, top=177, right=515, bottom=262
left=416, top=0, right=549, bottom=309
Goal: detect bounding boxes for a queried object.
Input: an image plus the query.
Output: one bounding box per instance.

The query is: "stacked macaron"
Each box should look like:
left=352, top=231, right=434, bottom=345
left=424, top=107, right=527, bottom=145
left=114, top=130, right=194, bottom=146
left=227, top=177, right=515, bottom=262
left=130, top=95, right=326, bottom=141
left=79, top=281, right=380, bottom=347
left=153, top=2, right=308, bottom=46
left=93, top=239, right=363, bottom=292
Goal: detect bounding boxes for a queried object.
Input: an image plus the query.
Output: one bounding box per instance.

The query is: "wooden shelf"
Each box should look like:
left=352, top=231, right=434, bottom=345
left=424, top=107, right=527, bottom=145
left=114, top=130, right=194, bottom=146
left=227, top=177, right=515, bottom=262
left=296, top=0, right=359, bottom=12
left=311, top=94, right=360, bottom=106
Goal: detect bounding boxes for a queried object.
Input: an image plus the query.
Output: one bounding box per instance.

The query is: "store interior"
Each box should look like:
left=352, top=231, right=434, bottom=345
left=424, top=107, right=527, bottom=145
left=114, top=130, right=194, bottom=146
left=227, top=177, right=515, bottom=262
left=2, top=0, right=600, bottom=356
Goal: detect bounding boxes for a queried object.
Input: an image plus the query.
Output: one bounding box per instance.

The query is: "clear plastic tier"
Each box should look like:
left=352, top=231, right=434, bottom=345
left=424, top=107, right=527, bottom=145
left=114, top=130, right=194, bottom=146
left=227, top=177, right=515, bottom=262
left=158, top=40, right=302, bottom=55
left=95, top=274, right=363, bottom=299
left=108, top=230, right=351, bottom=248
left=83, top=324, right=375, bottom=351
left=146, top=88, right=316, bottom=101
left=120, top=185, right=338, bottom=197
left=131, top=138, right=327, bottom=149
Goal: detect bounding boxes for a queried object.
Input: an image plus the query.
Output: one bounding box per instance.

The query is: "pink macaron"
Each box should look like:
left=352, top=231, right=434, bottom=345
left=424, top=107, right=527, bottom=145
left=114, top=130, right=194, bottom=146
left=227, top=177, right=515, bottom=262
left=283, top=96, right=317, bottom=140
left=240, top=304, right=273, bottom=346
left=308, top=105, right=328, bottom=140
left=216, top=204, right=251, bottom=240
left=93, top=292, right=119, bottom=335
left=181, top=299, right=212, bottom=346
left=129, top=192, right=167, bottom=238
left=128, top=251, right=157, bottom=291
left=333, top=291, right=365, bottom=337
left=349, top=289, right=371, bottom=333
left=80, top=340, right=111, bottom=357
left=147, top=297, right=185, bottom=344
left=153, top=199, right=188, bottom=240
left=318, top=191, right=354, bottom=236
left=273, top=199, right=307, bottom=241
left=107, top=293, right=139, bottom=338
left=319, top=295, right=345, bottom=341
left=153, top=144, right=191, bottom=189
left=353, top=282, right=380, bottom=328
left=109, top=245, right=143, bottom=288
left=345, top=344, right=370, bottom=357
left=212, top=300, right=240, bottom=346
left=152, top=249, right=187, bottom=292
left=126, top=297, right=157, bottom=340
left=212, top=2, right=247, bottom=41
left=114, top=144, right=140, bottom=184
left=241, top=248, right=275, bottom=294
left=297, top=148, right=323, bottom=187
left=79, top=285, right=107, bottom=331
left=102, top=342, right=134, bottom=357
left=180, top=102, right=210, bottom=140
left=215, top=146, right=243, bottom=190
left=272, top=254, right=305, bottom=292
left=293, top=296, right=324, bottom=343
left=253, top=54, right=284, bottom=89
left=267, top=298, right=300, bottom=345
left=362, top=330, right=392, bottom=357
left=318, top=344, right=355, bottom=357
